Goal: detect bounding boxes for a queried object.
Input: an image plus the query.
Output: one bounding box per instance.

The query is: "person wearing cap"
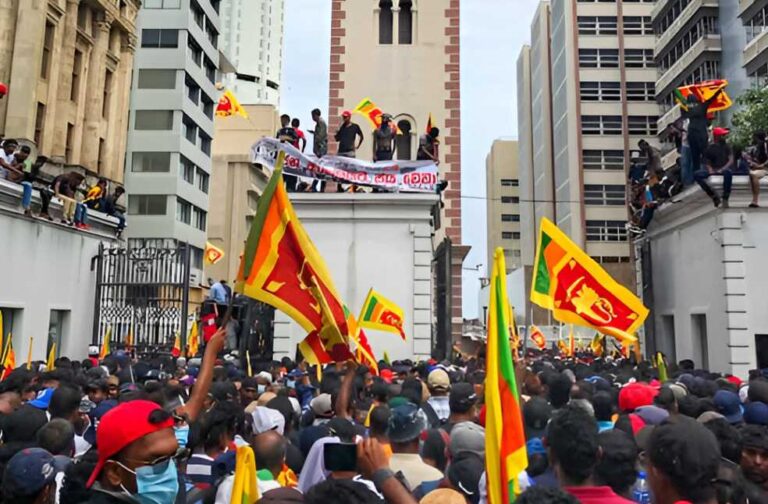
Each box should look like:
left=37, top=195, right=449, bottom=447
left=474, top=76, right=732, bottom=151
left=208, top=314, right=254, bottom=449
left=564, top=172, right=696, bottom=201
left=334, top=111, right=364, bottom=158
left=714, top=389, right=744, bottom=425
left=424, top=368, right=451, bottom=427
left=447, top=382, right=479, bottom=429
left=523, top=396, right=553, bottom=438
left=372, top=113, right=396, bottom=162
left=388, top=403, right=443, bottom=491
left=85, top=400, right=179, bottom=504
left=694, top=126, right=734, bottom=207
left=646, top=417, right=721, bottom=504
left=2, top=448, right=58, bottom=503
left=547, top=405, right=633, bottom=503
left=740, top=424, right=768, bottom=491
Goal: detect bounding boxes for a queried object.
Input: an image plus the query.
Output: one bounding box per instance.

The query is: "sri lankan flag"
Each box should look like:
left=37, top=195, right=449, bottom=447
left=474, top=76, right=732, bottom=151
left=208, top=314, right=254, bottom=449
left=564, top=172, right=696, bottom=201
left=353, top=97, right=399, bottom=133
left=216, top=89, right=248, bottom=118
left=359, top=289, right=406, bottom=340
left=486, top=248, right=528, bottom=503
left=673, top=79, right=732, bottom=114
left=205, top=241, right=225, bottom=265
left=1, top=336, right=15, bottom=381
left=188, top=320, right=200, bottom=357
left=237, top=152, right=355, bottom=364
left=529, top=325, right=546, bottom=350
left=531, top=218, right=647, bottom=345
left=230, top=445, right=259, bottom=503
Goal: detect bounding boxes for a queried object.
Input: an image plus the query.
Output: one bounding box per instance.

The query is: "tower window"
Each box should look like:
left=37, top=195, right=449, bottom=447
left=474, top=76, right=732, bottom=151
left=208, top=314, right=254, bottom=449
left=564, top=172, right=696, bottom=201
left=396, top=119, right=412, bottom=160
left=379, top=0, right=393, bottom=44
left=399, top=0, right=413, bottom=44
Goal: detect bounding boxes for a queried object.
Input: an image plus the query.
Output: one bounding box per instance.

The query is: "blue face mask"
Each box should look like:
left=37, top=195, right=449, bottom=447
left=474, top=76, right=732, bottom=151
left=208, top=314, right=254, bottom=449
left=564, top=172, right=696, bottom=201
left=119, top=459, right=179, bottom=504
left=174, top=425, right=190, bottom=448
left=257, top=384, right=266, bottom=394
left=286, top=379, right=296, bottom=389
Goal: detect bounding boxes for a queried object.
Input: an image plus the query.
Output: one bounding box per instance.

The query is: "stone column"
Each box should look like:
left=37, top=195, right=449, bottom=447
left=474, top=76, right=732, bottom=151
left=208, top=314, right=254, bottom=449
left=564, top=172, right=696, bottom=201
left=80, top=10, right=112, bottom=171
left=52, top=0, right=81, bottom=159
left=0, top=0, right=20, bottom=134
left=4, top=0, right=46, bottom=141
left=110, top=32, right=136, bottom=184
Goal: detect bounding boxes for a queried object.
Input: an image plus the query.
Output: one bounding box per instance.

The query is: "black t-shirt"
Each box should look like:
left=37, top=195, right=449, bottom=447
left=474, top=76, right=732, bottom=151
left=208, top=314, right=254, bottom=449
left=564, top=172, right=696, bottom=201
left=276, top=127, right=299, bottom=144
left=704, top=142, right=732, bottom=171
left=335, top=123, right=363, bottom=153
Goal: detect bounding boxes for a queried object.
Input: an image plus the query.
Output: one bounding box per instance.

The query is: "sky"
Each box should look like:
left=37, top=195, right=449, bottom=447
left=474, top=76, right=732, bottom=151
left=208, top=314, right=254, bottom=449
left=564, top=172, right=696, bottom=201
left=281, top=0, right=541, bottom=319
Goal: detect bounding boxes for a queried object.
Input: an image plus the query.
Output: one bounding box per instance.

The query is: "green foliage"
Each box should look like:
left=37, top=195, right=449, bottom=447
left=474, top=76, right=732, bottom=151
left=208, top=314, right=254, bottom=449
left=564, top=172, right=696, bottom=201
left=731, top=87, right=768, bottom=149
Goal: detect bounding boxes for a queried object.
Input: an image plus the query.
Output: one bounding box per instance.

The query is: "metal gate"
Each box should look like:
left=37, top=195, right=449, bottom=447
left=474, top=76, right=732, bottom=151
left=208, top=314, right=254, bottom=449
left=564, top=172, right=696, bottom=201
left=93, top=242, right=191, bottom=353
left=434, top=237, right=453, bottom=360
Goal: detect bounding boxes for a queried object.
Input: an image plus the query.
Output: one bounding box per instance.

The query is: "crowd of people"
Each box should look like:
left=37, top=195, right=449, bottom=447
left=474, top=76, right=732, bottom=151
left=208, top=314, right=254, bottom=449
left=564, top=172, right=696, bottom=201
left=627, top=91, right=768, bottom=236
left=0, top=138, right=126, bottom=237
left=2, top=326, right=768, bottom=504
left=275, top=109, right=441, bottom=193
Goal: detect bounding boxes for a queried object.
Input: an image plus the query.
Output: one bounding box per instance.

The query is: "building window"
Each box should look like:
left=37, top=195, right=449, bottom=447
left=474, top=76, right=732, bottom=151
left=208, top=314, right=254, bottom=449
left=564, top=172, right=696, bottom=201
left=204, top=58, right=216, bottom=83
left=141, top=29, right=179, bottom=48
left=502, top=232, right=513, bottom=240
left=500, top=179, right=519, bottom=187
left=41, top=22, right=55, bottom=79
left=179, top=155, right=195, bottom=183
left=577, top=16, right=617, bottom=35
left=196, top=167, right=209, bottom=193
left=501, top=196, right=519, bottom=204
left=187, top=38, right=203, bottom=66
left=626, top=82, right=655, bottom=101
left=176, top=198, right=191, bottom=224
left=34, top=102, right=46, bottom=145
left=182, top=115, right=197, bottom=143
left=586, top=220, right=628, bottom=242
left=144, top=0, right=182, bottom=7
left=135, top=110, right=173, bottom=130
left=138, top=69, right=176, bottom=89
left=501, top=214, right=520, bottom=222
left=582, top=150, right=624, bottom=170
left=190, top=246, right=204, bottom=269
left=128, top=195, right=167, bottom=215
left=47, top=310, right=68, bottom=362
left=97, top=138, right=105, bottom=174
left=580, top=82, right=621, bottom=101
left=581, top=115, right=622, bottom=135
left=191, top=0, right=204, bottom=29
left=132, top=152, right=171, bottom=172
left=579, top=48, right=619, bottom=68
left=103, top=69, right=113, bottom=119
left=65, top=123, right=74, bottom=163
left=584, top=184, right=626, bottom=205
left=379, top=0, right=393, bottom=44
left=199, top=132, right=211, bottom=156
left=627, top=116, right=658, bottom=136
left=623, top=49, right=654, bottom=68
left=71, top=50, right=83, bottom=101
left=201, top=95, right=214, bottom=119
left=399, top=0, right=413, bottom=45
left=185, top=75, right=200, bottom=105
left=396, top=119, right=412, bottom=160
left=0, top=308, right=19, bottom=340
left=623, top=16, right=653, bottom=35
left=193, top=207, right=207, bottom=231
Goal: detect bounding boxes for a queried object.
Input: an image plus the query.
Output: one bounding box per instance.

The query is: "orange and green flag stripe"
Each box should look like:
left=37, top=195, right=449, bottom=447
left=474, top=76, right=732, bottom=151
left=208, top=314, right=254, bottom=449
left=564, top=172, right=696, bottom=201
left=359, top=289, right=406, bottom=340
left=486, top=248, right=528, bottom=504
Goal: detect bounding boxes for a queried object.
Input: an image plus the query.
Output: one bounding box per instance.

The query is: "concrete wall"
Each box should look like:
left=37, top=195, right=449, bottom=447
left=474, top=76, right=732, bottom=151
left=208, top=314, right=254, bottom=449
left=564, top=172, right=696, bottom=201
left=272, top=193, right=437, bottom=361
left=486, top=139, right=521, bottom=271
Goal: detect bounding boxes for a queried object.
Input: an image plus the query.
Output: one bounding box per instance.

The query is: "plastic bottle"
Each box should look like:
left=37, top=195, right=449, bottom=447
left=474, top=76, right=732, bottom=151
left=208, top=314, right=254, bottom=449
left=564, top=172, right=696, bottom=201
left=632, top=471, right=651, bottom=504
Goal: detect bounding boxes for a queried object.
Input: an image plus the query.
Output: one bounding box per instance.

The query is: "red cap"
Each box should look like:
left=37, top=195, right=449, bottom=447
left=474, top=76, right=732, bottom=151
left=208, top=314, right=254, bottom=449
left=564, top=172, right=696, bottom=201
left=628, top=413, right=647, bottom=435
left=341, top=110, right=352, bottom=118
left=379, top=369, right=393, bottom=383
left=726, top=375, right=743, bottom=387
left=0, top=82, right=7, bottom=96
left=86, top=400, right=174, bottom=488
left=618, top=382, right=658, bottom=412
left=713, top=127, right=730, bottom=137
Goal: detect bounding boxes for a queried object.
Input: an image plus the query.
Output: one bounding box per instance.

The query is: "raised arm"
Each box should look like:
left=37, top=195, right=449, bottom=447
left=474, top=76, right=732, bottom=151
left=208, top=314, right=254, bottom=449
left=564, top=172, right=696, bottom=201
left=177, top=326, right=225, bottom=422
left=334, top=360, right=358, bottom=420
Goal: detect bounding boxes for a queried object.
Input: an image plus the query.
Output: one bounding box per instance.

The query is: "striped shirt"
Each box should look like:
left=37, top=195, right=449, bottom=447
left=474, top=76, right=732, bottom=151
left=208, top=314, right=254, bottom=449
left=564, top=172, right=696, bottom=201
left=186, top=454, right=216, bottom=489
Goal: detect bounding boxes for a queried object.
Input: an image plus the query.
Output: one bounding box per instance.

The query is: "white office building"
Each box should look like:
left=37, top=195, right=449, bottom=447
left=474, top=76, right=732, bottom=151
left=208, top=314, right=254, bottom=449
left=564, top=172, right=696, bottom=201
left=125, top=0, right=222, bottom=273
left=218, top=0, right=284, bottom=106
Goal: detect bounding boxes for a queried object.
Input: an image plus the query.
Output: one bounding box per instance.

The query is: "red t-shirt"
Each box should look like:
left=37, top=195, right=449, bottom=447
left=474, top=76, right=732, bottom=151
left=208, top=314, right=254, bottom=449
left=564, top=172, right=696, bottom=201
left=293, top=128, right=306, bottom=149
left=565, top=486, right=635, bottom=504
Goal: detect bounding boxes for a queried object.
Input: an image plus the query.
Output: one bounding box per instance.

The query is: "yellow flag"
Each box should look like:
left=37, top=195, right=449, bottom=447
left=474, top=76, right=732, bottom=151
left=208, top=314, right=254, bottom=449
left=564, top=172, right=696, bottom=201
left=47, top=343, right=56, bottom=371
left=246, top=350, right=253, bottom=377
left=99, top=326, right=112, bottom=360
left=230, top=445, right=259, bottom=503
left=25, top=336, right=34, bottom=370
left=188, top=320, right=199, bottom=357
left=216, top=89, right=249, bottom=119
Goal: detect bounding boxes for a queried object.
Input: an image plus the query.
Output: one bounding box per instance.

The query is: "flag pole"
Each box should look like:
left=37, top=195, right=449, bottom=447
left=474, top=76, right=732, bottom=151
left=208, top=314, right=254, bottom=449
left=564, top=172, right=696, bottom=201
left=26, top=336, right=33, bottom=370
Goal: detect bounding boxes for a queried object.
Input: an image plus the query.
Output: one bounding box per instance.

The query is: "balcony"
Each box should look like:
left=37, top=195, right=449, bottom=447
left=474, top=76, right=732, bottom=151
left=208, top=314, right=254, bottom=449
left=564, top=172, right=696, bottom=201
left=656, top=35, right=721, bottom=97
left=657, top=104, right=682, bottom=136
left=651, top=0, right=674, bottom=22
left=740, top=0, right=768, bottom=22
left=654, top=0, right=719, bottom=58
left=744, top=29, right=768, bottom=72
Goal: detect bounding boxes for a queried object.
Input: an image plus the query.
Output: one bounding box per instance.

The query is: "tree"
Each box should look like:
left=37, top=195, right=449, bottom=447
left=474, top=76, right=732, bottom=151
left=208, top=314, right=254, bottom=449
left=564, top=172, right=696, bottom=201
left=731, top=86, right=768, bottom=149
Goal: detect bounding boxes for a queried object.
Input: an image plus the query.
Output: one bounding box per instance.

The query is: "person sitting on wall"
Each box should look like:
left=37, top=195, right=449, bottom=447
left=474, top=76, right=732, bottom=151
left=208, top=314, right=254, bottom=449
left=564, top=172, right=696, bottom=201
left=694, top=127, right=734, bottom=208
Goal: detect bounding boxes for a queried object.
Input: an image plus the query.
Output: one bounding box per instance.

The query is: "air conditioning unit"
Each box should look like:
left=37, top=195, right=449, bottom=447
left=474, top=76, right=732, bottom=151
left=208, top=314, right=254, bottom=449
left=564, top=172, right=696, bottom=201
left=189, top=268, right=203, bottom=287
